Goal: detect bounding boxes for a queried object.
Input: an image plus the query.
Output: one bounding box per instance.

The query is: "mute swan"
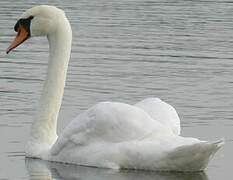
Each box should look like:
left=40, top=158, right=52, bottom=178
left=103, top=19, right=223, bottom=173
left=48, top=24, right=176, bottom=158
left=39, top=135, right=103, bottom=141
left=6, top=5, right=223, bottom=171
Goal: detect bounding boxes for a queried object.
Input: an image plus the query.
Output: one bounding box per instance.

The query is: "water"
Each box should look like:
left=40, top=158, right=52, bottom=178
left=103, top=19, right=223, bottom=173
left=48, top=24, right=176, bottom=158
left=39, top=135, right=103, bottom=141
left=0, top=0, right=231, bottom=179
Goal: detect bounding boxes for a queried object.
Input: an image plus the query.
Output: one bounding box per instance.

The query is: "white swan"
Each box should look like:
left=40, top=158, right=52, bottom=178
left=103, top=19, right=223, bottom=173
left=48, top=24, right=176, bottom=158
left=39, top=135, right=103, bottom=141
left=6, top=5, right=224, bottom=171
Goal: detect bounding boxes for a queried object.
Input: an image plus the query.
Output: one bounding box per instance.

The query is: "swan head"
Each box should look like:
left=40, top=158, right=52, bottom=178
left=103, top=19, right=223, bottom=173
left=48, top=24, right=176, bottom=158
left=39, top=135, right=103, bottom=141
left=6, top=5, right=66, bottom=54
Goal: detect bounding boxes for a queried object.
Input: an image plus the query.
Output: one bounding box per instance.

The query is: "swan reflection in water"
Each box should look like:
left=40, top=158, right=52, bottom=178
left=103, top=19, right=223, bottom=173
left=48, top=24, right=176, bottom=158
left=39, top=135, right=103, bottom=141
left=25, top=158, right=209, bottom=180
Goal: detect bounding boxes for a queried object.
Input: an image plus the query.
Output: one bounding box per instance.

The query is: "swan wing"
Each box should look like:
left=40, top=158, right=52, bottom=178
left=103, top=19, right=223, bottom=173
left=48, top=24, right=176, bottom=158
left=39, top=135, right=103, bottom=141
left=49, top=101, right=223, bottom=171
left=135, top=98, right=181, bottom=135
left=51, top=101, right=172, bottom=156
left=50, top=127, right=223, bottom=171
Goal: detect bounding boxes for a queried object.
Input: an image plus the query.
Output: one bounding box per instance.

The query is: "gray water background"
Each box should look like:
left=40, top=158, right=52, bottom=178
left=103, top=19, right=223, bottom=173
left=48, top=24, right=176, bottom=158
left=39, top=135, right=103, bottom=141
left=0, top=0, right=231, bottom=179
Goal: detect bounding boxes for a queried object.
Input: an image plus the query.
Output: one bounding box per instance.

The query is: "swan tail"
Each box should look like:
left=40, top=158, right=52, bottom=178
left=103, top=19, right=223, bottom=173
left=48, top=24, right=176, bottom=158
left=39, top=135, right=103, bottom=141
left=165, top=139, right=224, bottom=171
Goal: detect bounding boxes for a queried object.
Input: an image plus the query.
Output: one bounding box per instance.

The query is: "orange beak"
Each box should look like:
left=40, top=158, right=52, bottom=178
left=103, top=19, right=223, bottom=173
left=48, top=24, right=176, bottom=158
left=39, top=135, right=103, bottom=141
left=6, top=24, right=30, bottom=54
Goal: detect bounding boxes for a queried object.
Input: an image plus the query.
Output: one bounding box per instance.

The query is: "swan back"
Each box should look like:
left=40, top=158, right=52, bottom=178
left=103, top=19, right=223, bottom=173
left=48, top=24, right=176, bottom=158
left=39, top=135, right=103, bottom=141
left=135, top=98, right=181, bottom=135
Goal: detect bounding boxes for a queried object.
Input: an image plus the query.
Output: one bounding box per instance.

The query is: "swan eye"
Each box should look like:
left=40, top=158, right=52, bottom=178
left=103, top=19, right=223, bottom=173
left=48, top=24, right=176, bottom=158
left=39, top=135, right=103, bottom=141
left=28, top=16, right=34, bottom=20
left=14, top=16, right=33, bottom=32
left=6, top=16, right=34, bottom=54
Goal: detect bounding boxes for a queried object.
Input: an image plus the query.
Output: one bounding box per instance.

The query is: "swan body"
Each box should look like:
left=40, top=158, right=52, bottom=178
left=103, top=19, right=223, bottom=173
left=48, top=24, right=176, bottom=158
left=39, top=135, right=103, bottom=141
left=49, top=100, right=222, bottom=171
left=7, top=5, right=223, bottom=171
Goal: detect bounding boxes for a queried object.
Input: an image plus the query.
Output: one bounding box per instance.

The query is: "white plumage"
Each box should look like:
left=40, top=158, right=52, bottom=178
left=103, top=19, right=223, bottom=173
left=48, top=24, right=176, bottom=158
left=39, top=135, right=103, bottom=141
left=7, top=5, right=223, bottom=171
left=48, top=99, right=223, bottom=171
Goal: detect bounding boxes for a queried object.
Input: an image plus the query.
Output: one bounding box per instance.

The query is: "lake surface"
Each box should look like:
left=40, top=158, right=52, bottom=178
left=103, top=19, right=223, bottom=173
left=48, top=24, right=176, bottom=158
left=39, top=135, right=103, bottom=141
left=0, top=0, right=231, bottom=179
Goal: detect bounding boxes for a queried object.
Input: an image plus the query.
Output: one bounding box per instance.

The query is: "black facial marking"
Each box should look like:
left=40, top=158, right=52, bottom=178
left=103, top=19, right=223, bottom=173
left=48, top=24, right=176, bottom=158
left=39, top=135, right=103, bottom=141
left=14, top=16, right=34, bottom=35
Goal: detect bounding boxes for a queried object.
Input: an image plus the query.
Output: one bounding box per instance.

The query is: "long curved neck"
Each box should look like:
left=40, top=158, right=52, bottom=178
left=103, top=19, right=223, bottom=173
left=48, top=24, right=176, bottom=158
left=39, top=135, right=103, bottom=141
left=30, top=17, right=72, bottom=146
